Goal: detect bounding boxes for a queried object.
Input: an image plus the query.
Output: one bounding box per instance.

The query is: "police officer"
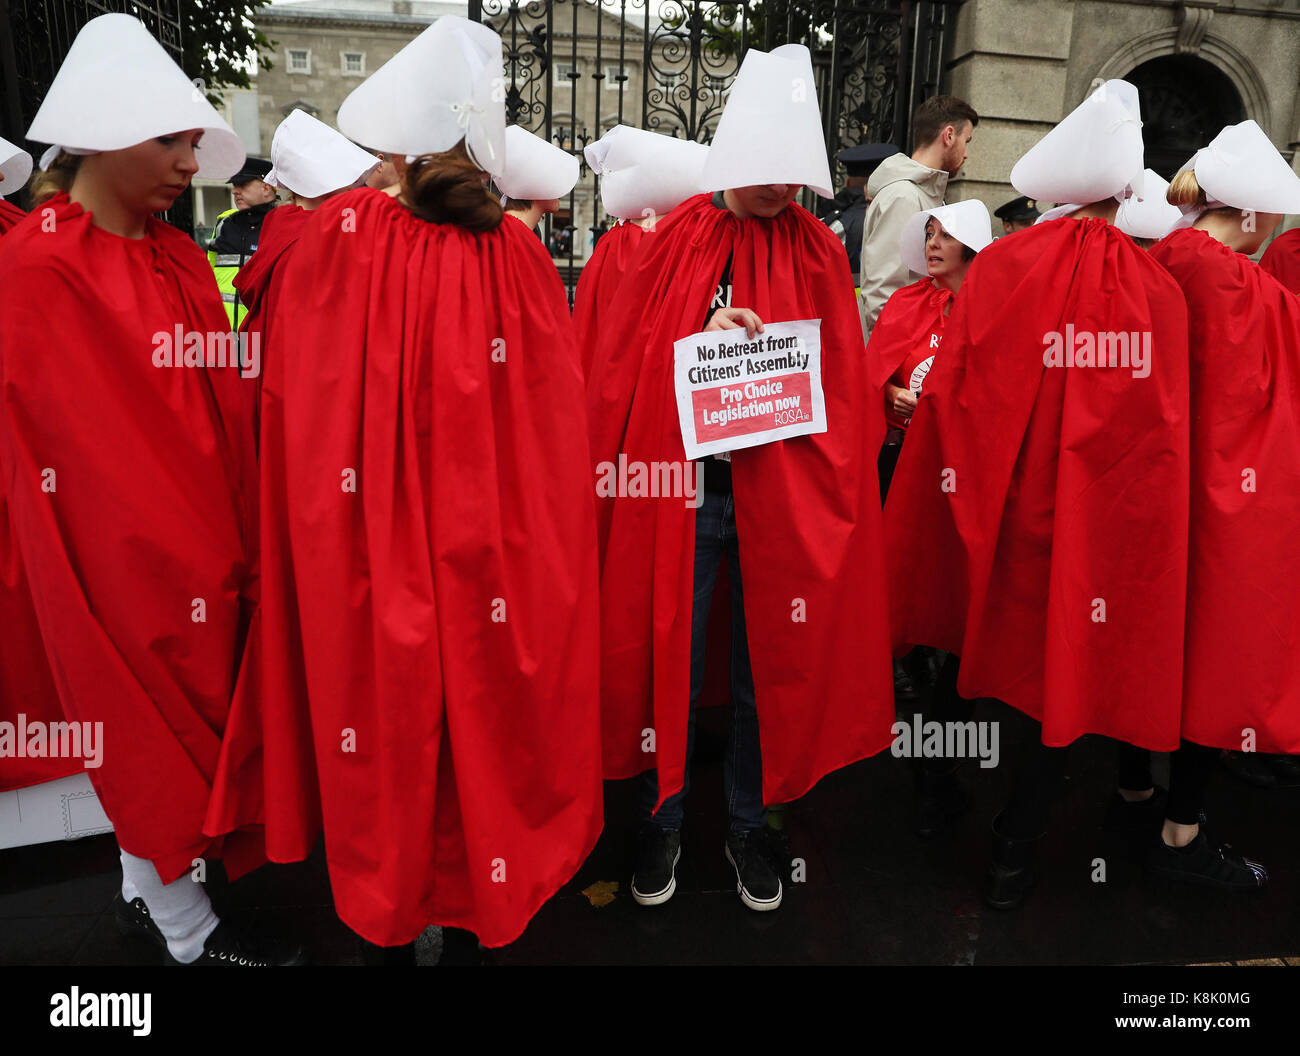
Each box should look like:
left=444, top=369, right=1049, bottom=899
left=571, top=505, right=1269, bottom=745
left=208, top=156, right=276, bottom=326
left=992, top=194, right=1039, bottom=235
left=823, top=143, right=899, bottom=282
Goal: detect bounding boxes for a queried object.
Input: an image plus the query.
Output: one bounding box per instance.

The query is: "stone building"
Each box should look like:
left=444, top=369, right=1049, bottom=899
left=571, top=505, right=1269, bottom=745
left=946, top=0, right=1300, bottom=235
left=196, top=0, right=660, bottom=261
left=194, top=0, right=1300, bottom=248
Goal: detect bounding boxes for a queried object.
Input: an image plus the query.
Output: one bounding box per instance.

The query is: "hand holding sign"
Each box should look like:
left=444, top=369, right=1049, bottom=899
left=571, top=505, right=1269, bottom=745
left=705, top=306, right=765, bottom=339
left=674, top=318, right=827, bottom=460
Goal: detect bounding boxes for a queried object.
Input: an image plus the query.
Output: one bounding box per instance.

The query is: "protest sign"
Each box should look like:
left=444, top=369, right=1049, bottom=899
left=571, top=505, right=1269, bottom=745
left=672, top=318, right=826, bottom=459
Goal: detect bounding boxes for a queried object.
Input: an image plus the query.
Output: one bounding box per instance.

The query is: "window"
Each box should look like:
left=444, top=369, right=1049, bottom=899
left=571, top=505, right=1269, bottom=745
left=341, top=52, right=365, bottom=76
left=287, top=48, right=311, bottom=74
left=655, top=69, right=685, bottom=89
left=554, top=61, right=578, bottom=86
left=604, top=64, right=628, bottom=91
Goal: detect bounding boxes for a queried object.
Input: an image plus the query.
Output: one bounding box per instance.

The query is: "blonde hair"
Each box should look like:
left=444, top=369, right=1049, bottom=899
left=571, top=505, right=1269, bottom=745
left=1166, top=169, right=1205, bottom=209
left=1166, top=167, right=1240, bottom=221
left=29, top=150, right=81, bottom=205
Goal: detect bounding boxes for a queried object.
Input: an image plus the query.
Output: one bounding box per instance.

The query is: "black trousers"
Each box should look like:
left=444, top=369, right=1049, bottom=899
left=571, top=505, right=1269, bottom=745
left=929, top=654, right=1071, bottom=839
left=1117, top=741, right=1219, bottom=826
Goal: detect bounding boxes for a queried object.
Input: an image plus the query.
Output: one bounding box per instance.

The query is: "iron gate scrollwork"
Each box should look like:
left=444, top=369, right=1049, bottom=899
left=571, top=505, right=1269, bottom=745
left=468, top=0, right=955, bottom=297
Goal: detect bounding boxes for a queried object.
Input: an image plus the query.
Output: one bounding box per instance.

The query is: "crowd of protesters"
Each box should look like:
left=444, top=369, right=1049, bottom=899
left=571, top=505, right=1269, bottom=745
left=1, top=13, right=1299, bottom=965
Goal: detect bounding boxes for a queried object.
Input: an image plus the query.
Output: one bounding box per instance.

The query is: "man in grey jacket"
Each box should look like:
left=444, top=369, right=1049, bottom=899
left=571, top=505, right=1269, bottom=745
left=858, top=95, right=979, bottom=339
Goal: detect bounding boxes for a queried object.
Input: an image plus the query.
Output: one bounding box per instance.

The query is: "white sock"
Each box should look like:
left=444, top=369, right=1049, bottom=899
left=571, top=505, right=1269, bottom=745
left=120, top=870, right=140, bottom=905
left=118, top=848, right=220, bottom=964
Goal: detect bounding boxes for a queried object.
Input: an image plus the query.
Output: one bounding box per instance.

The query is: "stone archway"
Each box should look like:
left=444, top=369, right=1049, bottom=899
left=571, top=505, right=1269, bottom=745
left=1125, top=54, right=1246, bottom=179
left=1093, top=26, right=1271, bottom=174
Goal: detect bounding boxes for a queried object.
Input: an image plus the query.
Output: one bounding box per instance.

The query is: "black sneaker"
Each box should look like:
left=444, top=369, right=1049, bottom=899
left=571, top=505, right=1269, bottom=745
left=631, top=825, right=681, bottom=906
left=1146, top=831, right=1268, bottom=890
left=165, top=919, right=308, bottom=966
left=724, top=829, right=782, bottom=911
left=113, top=893, right=165, bottom=949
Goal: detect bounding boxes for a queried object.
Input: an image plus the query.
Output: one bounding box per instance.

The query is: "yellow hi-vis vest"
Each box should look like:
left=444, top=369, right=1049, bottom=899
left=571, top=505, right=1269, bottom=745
left=207, top=207, right=249, bottom=328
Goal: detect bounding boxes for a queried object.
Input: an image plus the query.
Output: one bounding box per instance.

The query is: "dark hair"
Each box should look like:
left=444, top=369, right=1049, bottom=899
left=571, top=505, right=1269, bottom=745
left=912, top=95, right=979, bottom=148
left=505, top=197, right=534, bottom=210
left=401, top=138, right=503, bottom=232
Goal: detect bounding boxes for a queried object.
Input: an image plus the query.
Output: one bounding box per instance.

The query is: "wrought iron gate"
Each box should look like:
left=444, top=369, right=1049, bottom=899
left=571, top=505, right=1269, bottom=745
left=0, top=0, right=188, bottom=224
left=468, top=0, right=957, bottom=295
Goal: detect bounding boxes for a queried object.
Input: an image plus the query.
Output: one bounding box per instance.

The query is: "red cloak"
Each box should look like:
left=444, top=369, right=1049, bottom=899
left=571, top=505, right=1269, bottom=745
left=884, top=217, right=1191, bottom=750
left=206, top=187, right=603, bottom=948
left=1151, top=228, right=1300, bottom=752
left=233, top=203, right=311, bottom=348
left=231, top=203, right=311, bottom=436
left=573, top=220, right=649, bottom=377
left=206, top=202, right=318, bottom=859
left=865, top=277, right=952, bottom=391
left=0, top=202, right=78, bottom=793
left=0, top=194, right=262, bottom=878
left=0, top=199, right=26, bottom=234
left=1259, top=228, right=1300, bottom=296
left=588, top=192, right=895, bottom=808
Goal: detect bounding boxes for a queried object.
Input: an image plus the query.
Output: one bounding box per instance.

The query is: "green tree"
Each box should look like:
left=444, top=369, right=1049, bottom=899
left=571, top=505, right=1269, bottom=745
left=180, top=0, right=277, bottom=100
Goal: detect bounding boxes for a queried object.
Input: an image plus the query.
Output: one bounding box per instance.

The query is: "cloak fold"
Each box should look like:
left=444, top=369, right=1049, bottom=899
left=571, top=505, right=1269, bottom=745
left=884, top=217, right=1191, bottom=750
left=573, top=220, right=648, bottom=378
left=1152, top=228, right=1300, bottom=752
left=206, top=187, right=603, bottom=948
left=0, top=202, right=77, bottom=793
left=0, top=199, right=26, bottom=235
left=588, top=193, right=894, bottom=808
left=0, top=195, right=263, bottom=878
left=1259, top=228, right=1300, bottom=296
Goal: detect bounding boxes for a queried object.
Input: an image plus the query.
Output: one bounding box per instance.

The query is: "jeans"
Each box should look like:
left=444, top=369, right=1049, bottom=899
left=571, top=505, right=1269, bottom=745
left=639, top=484, right=765, bottom=833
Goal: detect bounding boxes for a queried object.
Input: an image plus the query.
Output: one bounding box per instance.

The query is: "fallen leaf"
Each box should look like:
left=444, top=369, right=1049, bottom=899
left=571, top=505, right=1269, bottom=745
left=581, top=880, right=619, bottom=908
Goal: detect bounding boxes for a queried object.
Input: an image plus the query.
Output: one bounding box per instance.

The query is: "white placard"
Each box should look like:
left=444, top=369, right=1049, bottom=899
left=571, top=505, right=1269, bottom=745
left=672, top=318, right=827, bottom=460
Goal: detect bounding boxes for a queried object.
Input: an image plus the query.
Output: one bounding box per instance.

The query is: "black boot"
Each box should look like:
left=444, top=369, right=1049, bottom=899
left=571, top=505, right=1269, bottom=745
left=911, top=760, right=969, bottom=839
left=984, top=811, right=1042, bottom=910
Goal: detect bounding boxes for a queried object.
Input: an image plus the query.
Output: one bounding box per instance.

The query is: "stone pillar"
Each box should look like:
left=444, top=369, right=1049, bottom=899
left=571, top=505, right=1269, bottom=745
left=944, top=0, right=1075, bottom=219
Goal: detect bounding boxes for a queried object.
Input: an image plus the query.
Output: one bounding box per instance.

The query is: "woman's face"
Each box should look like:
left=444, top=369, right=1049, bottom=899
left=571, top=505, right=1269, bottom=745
left=924, top=218, right=971, bottom=286
left=88, top=130, right=203, bottom=216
